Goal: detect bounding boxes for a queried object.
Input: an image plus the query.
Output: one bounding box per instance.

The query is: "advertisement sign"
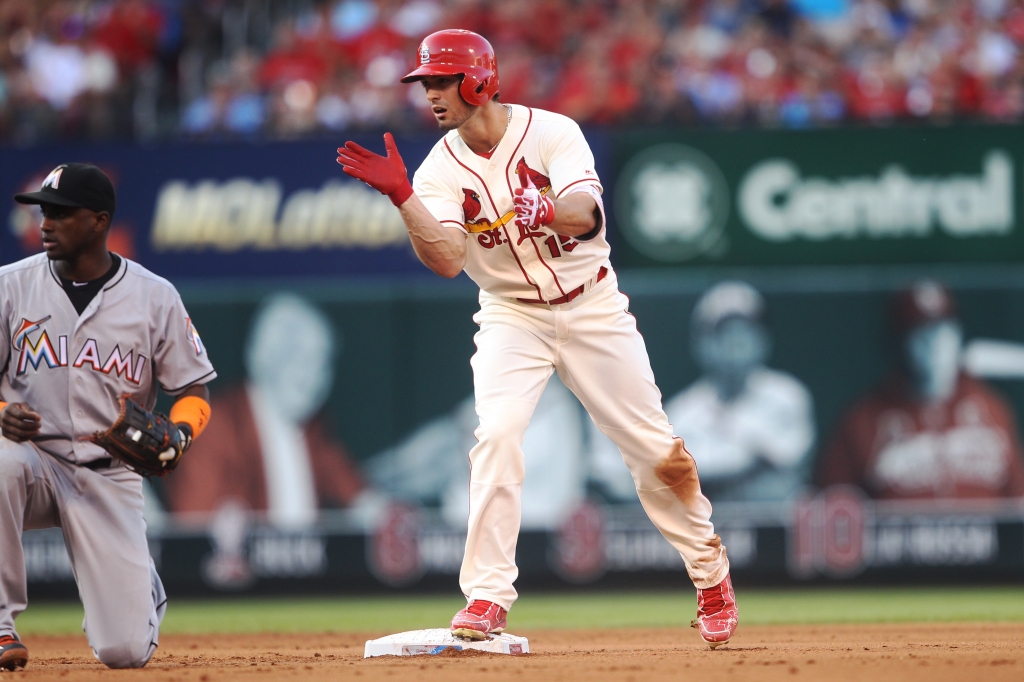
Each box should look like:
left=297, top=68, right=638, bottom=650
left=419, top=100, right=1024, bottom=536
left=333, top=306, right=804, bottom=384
left=5, top=125, right=1024, bottom=277
left=0, top=137, right=440, bottom=278
left=1, top=132, right=612, bottom=279
left=23, top=494, right=1024, bottom=598
left=614, top=126, right=1024, bottom=267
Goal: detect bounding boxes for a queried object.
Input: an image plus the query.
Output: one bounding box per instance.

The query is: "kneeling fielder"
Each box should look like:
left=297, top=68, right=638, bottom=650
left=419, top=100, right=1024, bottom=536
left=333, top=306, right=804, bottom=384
left=0, top=164, right=216, bottom=670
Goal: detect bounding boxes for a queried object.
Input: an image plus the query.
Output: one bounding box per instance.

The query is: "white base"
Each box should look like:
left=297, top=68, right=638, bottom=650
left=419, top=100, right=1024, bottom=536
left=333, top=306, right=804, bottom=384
left=363, top=628, right=530, bottom=657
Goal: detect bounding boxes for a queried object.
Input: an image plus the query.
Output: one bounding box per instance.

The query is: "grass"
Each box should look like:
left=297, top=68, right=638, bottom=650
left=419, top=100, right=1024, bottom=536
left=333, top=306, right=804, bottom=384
left=15, top=587, right=1024, bottom=636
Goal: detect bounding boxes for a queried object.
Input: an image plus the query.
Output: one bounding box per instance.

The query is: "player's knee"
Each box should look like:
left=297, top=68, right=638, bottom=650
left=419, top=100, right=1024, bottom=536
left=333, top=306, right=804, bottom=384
left=474, top=402, right=532, bottom=446
left=470, top=406, right=531, bottom=485
left=474, top=419, right=524, bottom=447
left=612, top=426, right=688, bottom=492
left=0, top=443, right=31, bottom=488
left=95, top=639, right=155, bottom=669
left=0, top=456, right=21, bottom=484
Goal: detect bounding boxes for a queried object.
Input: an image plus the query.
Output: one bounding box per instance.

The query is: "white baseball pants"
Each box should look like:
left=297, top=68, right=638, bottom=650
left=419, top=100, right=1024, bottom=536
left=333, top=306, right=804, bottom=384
left=462, top=272, right=729, bottom=609
left=0, top=438, right=165, bottom=668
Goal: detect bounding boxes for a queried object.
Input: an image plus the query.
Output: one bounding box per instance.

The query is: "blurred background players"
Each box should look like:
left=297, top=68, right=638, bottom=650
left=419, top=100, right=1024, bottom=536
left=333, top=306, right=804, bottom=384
left=167, top=292, right=366, bottom=528
left=817, top=280, right=1024, bottom=499
left=667, top=281, right=816, bottom=501
left=366, top=375, right=587, bottom=532
left=590, top=281, right=816, bottom=503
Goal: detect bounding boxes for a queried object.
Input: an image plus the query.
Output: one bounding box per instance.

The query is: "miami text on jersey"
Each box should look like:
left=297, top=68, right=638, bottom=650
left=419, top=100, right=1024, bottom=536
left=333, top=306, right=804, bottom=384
left=13, top=317, right=147, bottom=383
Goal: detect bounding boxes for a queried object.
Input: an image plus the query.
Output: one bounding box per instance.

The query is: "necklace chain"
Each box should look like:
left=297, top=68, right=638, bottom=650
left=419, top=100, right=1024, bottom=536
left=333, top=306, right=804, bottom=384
left=486, top=105, right=512, bottom=156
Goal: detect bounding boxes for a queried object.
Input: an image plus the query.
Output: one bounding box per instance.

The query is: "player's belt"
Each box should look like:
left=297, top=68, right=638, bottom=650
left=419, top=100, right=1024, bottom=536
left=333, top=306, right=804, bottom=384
left=517, top=266, right=607, bottom=306
left=81, top=458, right=113, bottom=470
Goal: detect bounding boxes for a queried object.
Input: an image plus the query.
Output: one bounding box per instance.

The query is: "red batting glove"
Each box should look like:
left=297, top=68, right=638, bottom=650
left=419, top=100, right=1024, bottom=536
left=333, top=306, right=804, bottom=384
left=336, top=132, right=413, bottom=207
left=513, top=167, right=555, bottom=228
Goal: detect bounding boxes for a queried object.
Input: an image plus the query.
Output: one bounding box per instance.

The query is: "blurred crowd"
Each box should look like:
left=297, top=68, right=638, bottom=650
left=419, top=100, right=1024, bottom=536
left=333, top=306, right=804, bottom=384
left=1, top=0, right=1022, bottom=144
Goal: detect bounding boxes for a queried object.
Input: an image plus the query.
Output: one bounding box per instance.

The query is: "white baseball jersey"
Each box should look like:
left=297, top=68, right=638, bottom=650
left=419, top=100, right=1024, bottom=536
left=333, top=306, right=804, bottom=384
left=413, top=104, right=610, bottom=301
left=0, top=253, right=217, bottom=464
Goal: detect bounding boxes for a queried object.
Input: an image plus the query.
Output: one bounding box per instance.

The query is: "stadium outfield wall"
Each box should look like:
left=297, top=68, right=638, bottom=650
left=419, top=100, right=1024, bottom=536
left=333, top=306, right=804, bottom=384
left=6, top=125, right=1024, bottom=597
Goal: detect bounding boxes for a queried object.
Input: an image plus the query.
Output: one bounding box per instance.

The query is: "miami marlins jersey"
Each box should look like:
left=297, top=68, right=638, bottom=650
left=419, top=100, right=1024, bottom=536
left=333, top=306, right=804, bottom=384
left=0, top=253, right=216, bottom=465
left=413, top=104, right=610, bottom=301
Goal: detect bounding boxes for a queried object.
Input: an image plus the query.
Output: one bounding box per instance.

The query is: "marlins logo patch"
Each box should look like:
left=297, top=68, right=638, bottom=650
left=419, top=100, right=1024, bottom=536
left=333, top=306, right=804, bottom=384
left=13, top=316, right=51, bottom=351
left=186, top=317, right=205, bottom=355
left=13, top=316, right=67, bottom=375
left=41, top=166, right=66, bottom=190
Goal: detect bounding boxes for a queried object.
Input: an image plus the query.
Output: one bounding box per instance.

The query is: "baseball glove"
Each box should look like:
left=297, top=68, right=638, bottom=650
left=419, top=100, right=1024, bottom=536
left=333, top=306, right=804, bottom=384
left=87, top=394, right=190, bottom=477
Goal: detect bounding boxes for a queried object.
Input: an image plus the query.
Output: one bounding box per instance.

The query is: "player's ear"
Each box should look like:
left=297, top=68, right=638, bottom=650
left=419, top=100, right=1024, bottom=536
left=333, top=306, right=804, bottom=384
left=93, top=210, right=112, bottom=232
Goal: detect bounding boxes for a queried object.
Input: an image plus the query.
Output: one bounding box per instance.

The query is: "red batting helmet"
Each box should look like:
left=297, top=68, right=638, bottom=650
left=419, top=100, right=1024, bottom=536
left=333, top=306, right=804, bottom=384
left=400, top=29, right=499, bottom=107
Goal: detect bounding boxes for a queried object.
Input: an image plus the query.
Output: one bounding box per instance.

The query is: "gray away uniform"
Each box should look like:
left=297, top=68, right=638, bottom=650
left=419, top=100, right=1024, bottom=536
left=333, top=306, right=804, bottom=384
left=0, top=254, right=216, bottom=668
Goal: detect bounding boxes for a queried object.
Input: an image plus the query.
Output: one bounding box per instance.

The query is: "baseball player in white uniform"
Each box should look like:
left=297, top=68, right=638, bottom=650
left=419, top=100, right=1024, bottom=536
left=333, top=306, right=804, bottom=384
left=0, top=164, right=216, bottom=670
left=336, top=29, right=737, bottom=647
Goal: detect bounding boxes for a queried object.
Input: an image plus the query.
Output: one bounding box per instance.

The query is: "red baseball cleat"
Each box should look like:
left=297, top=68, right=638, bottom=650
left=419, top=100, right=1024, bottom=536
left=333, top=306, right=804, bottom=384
left=0, top=635, right=28, bottom=671
left=450, top=600, right=508, bottom=640
left=693, top=574, right=738, bottom=648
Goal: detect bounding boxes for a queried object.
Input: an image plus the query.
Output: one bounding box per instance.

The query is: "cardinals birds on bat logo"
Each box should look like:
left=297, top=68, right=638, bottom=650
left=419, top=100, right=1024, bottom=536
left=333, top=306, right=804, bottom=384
left=462, top=189, right=492, bottom=230
left=461, top=160, right=552, bottom=235
left=515, top=157, right=551, bottom=191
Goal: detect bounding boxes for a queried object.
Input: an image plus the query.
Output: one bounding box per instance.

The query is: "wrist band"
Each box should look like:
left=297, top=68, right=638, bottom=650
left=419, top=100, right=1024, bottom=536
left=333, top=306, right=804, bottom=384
left=169, top=396, right=211, bottom=440
left=0, top=402, right=6, bottom=414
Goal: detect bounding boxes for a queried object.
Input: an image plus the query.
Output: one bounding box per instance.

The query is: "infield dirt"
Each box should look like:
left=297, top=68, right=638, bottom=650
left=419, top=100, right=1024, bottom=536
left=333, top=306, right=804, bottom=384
left=11, top=623, right=1023, bottom=681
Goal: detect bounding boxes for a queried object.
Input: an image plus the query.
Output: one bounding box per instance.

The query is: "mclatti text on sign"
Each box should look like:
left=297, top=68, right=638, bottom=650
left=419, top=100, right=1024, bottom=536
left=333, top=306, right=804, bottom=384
left=150, top=178, right=408, bottom=251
